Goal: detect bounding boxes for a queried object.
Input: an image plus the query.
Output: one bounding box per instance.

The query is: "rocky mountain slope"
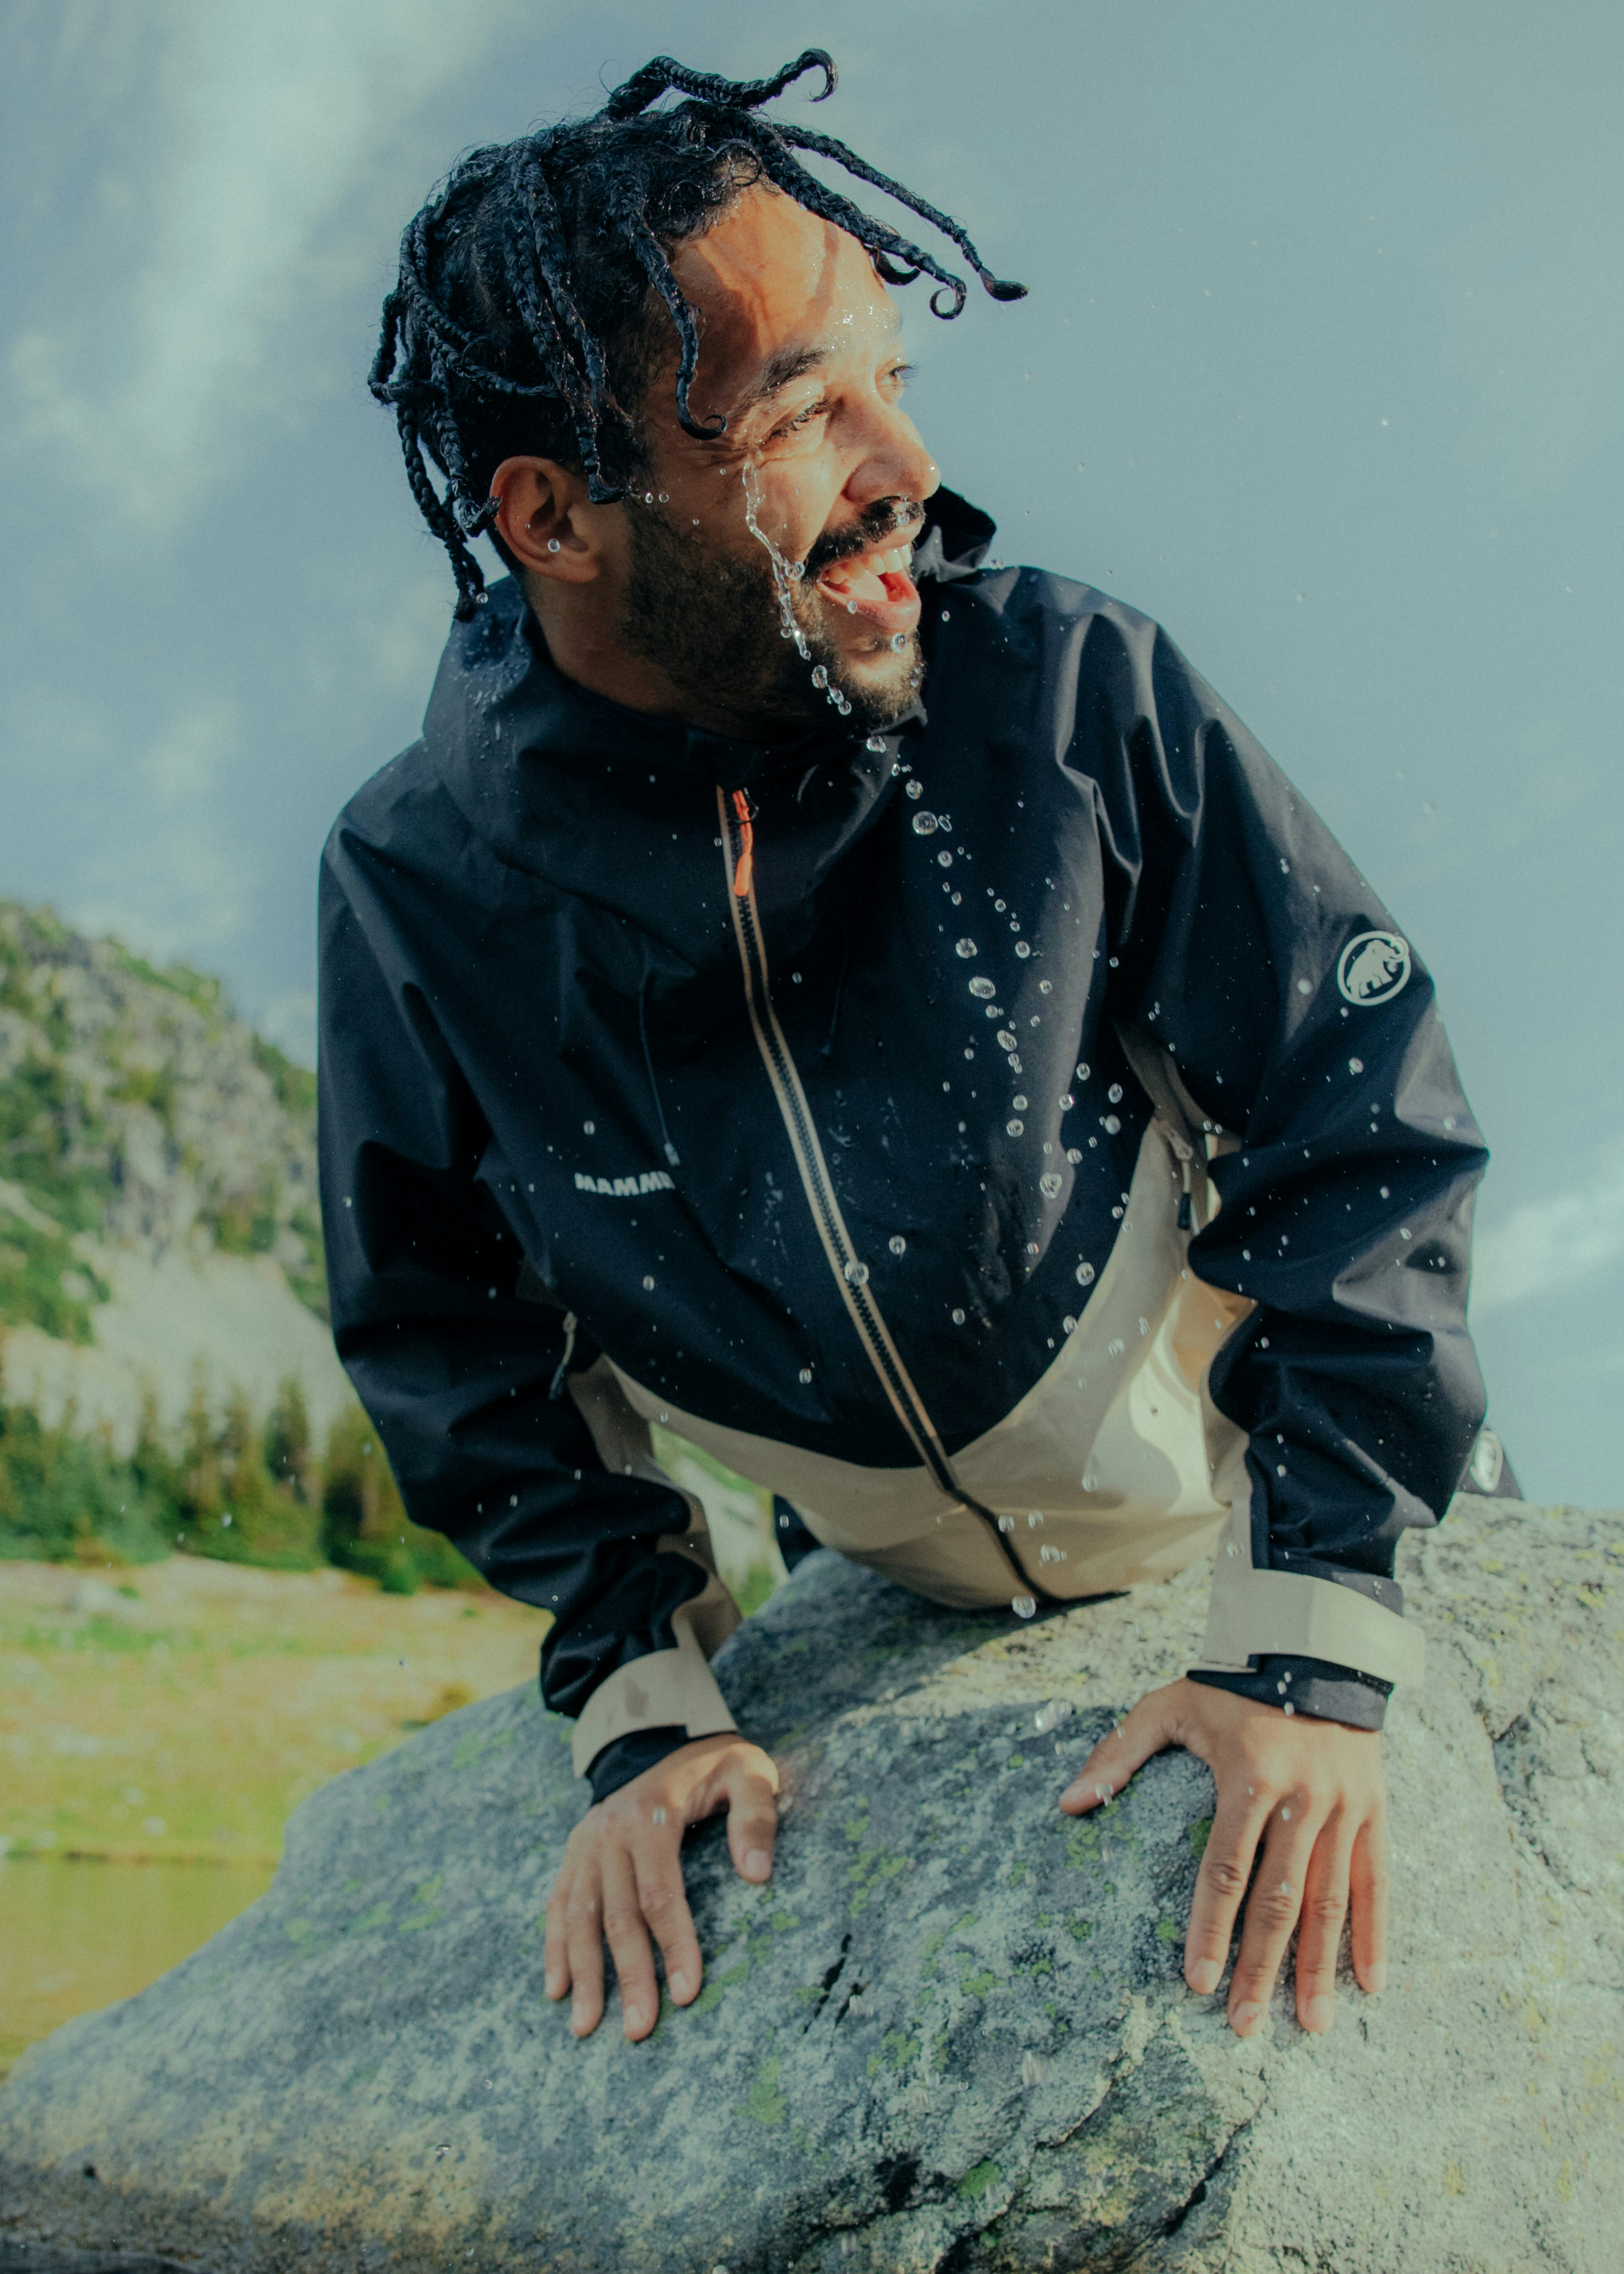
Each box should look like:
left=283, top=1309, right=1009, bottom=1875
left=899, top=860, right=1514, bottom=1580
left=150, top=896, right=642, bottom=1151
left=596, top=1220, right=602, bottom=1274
left=0, top=903, right=347, bottom=1453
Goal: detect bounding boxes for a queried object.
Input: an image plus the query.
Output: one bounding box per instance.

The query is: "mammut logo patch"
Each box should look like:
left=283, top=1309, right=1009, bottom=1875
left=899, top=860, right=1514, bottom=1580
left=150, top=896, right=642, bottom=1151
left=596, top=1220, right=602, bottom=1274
left=574, top=1170, right=676, bottom=1198
left=1337, top=930, right=1411, bottom=1007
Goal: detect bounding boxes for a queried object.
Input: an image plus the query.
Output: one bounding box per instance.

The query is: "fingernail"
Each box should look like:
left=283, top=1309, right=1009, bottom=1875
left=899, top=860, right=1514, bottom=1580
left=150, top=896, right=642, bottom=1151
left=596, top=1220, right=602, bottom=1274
left=669, top=1970, right=692, bottom=2002
left=1231, top=2000, right=1263, bottom=2035
left=544, top=1971, right=563, bottom=2000
left=1305, top=1994, right=1333, bottom=2034
left=1188, top=1958, right=1221, bottom=1996
left=570, top=2003, right=589, bottom=2035
left=623, top=2005, right=647, bottom=2037
left=744, top=1848, right=772, bottom=1881
left=1364, top=1963, right=1388, bottom=1996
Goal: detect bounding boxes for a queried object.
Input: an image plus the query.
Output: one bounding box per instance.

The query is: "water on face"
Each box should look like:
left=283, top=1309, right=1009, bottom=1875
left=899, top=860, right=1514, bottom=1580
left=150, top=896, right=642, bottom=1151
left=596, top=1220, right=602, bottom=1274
left=740, top=462, right=853, bottom=719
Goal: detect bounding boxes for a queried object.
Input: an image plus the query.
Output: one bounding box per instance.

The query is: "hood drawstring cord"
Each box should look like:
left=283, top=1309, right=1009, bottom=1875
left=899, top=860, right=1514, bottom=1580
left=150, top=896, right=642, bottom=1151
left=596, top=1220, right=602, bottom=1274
left=730, top=789, right=755, bottom=898
left=638, top=975, right=682, bottom=1169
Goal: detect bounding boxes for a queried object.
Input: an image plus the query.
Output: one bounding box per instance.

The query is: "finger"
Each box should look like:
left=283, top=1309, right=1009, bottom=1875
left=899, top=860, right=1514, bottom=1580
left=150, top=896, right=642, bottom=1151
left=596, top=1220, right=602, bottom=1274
left=1348, top=1806, right=1389, bottom=1995
left=563, top=1862, right=607, bottom=2038
left=544, top=1861, right=574, bottom=2002
left=630, top=1825, right=703, bottom=2007
left=1227, top=1793, right=1324, bottom=2036
left=723, top=1760, right=781, bottom=1886
left=1183, top=1779, right=1274, bottom=1996
left=599, top=1843, right=660, bottom=2042
left=1293, top=1813, right=1354, bottom=2034
left=1060, top=1688, right=1175, bottom=1814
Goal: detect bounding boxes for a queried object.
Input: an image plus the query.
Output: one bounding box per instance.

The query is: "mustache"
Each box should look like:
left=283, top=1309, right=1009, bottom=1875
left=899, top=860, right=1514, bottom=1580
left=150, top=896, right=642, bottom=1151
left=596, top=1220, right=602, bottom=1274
left=802, top=499, right=927, bottom=581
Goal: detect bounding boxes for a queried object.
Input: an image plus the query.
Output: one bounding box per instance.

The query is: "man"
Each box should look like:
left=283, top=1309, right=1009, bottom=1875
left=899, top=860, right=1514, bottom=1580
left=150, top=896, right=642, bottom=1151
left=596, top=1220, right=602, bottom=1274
left=321, top=53, right=1487, bottom=2051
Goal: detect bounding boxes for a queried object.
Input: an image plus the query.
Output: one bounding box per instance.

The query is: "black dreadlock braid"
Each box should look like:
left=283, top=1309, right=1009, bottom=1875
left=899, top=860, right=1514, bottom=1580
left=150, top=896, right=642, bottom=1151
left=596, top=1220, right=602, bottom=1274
left=370, top=50, right=1025, bottom=618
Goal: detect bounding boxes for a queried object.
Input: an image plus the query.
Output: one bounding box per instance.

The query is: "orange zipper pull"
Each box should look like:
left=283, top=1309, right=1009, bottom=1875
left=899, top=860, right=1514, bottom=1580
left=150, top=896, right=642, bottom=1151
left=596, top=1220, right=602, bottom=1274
left=731, top=788, right=755, bottom=898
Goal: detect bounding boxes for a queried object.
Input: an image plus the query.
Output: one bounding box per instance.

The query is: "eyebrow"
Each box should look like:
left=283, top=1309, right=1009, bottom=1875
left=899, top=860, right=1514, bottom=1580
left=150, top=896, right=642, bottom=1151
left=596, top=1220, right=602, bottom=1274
left=733, top=315, right=906, bottom=416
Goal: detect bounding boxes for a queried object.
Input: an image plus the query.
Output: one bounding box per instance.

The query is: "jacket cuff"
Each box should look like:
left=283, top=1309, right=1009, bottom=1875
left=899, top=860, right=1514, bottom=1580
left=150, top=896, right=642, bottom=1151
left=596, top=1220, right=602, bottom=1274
left=587, top=1726, right=691, bottom=1805
left=1189, top=1656, right=1392, bottom=1731
left=1195, top=1520, right=1424, bottom=1689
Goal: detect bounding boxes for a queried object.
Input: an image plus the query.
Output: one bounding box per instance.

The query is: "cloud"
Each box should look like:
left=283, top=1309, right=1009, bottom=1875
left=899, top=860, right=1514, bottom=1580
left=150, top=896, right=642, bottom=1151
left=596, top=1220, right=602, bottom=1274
left=1471, top=1149, right=1624, bottom=1317
left=11, top=0, right=523, bottom=529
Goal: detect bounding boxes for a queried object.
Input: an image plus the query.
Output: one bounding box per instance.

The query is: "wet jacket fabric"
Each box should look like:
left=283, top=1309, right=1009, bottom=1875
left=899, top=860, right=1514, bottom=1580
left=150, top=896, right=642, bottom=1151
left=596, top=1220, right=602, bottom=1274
left=318, top=491, right=1488, bottom=1799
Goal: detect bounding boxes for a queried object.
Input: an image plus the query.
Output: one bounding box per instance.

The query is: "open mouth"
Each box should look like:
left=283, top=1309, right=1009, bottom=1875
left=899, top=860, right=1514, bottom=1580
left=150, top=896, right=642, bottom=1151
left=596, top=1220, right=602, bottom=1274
left=813, top=537, right=922, bottom=639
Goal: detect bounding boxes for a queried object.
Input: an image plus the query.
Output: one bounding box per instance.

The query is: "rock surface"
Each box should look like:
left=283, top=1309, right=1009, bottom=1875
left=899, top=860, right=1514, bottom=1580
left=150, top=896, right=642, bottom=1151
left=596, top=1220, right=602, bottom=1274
left=1, top=1499, right=1619, bottom=2273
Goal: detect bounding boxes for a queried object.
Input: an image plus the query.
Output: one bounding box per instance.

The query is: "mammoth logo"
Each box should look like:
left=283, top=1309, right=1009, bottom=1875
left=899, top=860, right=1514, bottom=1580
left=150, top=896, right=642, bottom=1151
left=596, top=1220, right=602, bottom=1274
left=1337, top=930, right=1411, bottom=1006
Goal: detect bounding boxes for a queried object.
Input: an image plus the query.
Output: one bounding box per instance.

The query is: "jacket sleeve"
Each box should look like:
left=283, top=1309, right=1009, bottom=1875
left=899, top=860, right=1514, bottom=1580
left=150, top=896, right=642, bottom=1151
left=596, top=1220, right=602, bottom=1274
left=1098, top=617, right=1488, bottom=1729
left=318, top=825, right=739, bottom=1796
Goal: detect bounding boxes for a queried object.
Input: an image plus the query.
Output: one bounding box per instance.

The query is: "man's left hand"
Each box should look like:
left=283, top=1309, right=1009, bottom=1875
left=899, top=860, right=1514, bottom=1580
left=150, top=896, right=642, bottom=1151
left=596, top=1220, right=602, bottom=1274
left=1059, top=1677, right=1387, bottom=2036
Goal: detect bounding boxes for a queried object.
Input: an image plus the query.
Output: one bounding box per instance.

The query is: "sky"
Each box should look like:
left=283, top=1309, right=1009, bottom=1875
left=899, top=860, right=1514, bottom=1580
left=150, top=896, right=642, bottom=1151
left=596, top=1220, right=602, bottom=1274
left=1, top=0, right=1620, bottom=1503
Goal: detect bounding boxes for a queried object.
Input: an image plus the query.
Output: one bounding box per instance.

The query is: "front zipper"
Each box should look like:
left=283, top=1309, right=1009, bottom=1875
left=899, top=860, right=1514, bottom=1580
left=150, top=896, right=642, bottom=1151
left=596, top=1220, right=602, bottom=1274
left=716, top=784, right=1053, bottom=1604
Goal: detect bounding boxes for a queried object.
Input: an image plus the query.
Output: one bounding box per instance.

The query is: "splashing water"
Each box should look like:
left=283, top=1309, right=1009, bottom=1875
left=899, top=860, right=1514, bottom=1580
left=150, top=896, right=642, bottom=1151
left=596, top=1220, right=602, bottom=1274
left=741, top=462, right=853, bottom=718
left=1011, top=1595, right=1037, bottom=1619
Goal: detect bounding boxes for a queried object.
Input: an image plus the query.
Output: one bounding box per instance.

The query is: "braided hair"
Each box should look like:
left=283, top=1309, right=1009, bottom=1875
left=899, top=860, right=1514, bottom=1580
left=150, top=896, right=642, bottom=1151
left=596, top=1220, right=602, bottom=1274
left=370, top=50, right=1025, bottom=618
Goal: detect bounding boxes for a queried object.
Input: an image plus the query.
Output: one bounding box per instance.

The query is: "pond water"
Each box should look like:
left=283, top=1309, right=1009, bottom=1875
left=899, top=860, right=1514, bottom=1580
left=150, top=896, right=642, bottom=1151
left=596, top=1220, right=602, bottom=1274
left=0, top=1856, right=275, bottom=2077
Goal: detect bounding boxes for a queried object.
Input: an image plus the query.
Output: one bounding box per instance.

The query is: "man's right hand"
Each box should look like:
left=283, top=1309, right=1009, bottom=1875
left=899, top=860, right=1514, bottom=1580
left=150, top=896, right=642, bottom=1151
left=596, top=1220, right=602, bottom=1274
left=544, top=1733, right=780, bottom=2041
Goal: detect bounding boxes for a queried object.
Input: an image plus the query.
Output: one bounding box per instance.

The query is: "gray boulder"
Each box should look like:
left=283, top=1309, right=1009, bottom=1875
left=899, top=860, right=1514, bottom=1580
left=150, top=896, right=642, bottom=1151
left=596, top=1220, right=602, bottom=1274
left=1, top=1499, right=1618, bottom=2273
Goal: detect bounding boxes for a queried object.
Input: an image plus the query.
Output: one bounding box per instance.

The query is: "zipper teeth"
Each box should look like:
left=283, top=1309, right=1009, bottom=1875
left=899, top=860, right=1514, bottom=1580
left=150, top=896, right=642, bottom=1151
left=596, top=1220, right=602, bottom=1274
left=718, top=788, right=1048, bottom=1599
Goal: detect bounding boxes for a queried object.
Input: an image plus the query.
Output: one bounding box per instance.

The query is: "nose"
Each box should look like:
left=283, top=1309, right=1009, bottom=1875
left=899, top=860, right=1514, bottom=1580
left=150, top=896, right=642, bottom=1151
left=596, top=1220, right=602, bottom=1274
left=845, top=397, right=940, bottom=520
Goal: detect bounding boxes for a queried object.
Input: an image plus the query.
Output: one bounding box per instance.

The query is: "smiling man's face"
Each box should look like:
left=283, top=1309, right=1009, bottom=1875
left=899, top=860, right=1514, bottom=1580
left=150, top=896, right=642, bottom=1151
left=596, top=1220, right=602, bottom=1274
left=620, top=182, right=941, bottom=731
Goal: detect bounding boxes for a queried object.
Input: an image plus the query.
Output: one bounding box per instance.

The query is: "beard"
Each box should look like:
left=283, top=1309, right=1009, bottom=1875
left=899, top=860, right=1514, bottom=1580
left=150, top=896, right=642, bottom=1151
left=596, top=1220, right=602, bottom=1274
left=618, top=493, right=923, bottom=736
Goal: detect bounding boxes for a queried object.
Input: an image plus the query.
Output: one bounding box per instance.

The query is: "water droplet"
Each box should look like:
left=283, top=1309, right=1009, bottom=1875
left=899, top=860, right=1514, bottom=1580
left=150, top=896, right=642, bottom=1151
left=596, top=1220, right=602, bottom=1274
left=1059, top=1093, right=1074, bottom=1110
left=657, top=491, right=670, bottom=504
left=866, top=736, right=885, bottom=752
left=652, top=1806, right=667, bottom=1825
left=1297, top=978, right=1312, bottom=995
left=1281, top=1806, right=1292, bottom=1821
left=1040, top=1171, right=1063, bottom=1198
left=952, top=1307, right=967, bottom=1325
left=1283, top=1701, right=1295, bottom=1715
left=1103, top=1114, right=1122, bottom=1135
left=1026, top=1509, right=1044, bottom=1528
left=843, top=1259, right=870, bottom=1286
left=1063, top=1314, right=1077, bottom=1332
left=1081, top=1472, right=1098, bottom=1491
left=1076, top=1062, right=1091, bottom=1083
left=643, top=1275, right=656, bottom=1291
left=997, top=1030, right=1017, bottom=1051
left=799, top=1367, right=813, bottom=1384
left=1039, top=979, right=1053, bottom=995
left=1040, top=1543, right=1063, bottom=1563
left=1108, top=1336, right=1126, bottom=1356
left=905, top=778, right=923, bottom=800
left=890, top=632, right=908, bottom=651
left=969, top=974, right=996, bottom=998
left=1348, top=1056, right=1364, bottom=1074
left=997, top=1513, right=1015, bottom=1532
left=1009, top=1055, right=1023, bottom=1074
left=1066, top=1147, right=1082, bottom=1164
left=1075, top=1261, right=1096, bottom=1285
left=912, top=811, right=938, bottom=836
left=583, top=1120, right=596, bottom=1135
left=994, top=899, right=1007, bottom=912
left=1443, top=1114, right=1457, bottom=1131
left=937, top=849, right=953, bottom=867
left=1033, top=1700, right=1073, bottom=1735
left=1380, top=1184, right=1391, bottom=1199
left=1011, top=1595, right=1037, bottom=1620
left=889, top=1235, right=907, bottom=1256
left=955, top=938, right=979, bottom=960
left=810, top=665, right=829, bottom=689
left=1107, top=1083, right=1124, bottom=1104
left=1015, top=940, right=1032, bottom=958
left=1006, top=1118, right=1025, bottom=1136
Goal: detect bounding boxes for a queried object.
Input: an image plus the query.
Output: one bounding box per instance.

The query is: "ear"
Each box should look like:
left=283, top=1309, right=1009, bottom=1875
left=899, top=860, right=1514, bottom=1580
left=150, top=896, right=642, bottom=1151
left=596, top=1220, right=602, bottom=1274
left=489, top=457, right=610, bottom=584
